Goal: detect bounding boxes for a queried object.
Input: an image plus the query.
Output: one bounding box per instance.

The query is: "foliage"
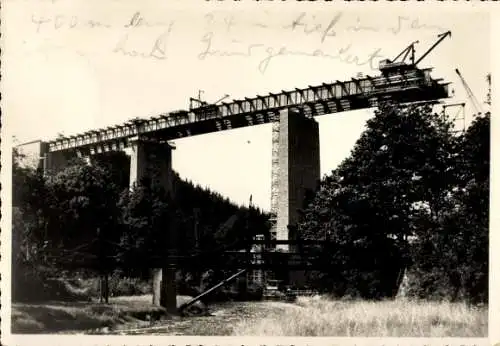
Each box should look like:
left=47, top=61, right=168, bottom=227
left=12, top=152, right=125, bottom=300
left=172, top=175, right=269, bottom=252
left=408, top=113, right=489, bottom=303
left=12, top=148, right=270, bottom=302
left=108, top=274, right=152, bottom=297
left=297, top=102, right=474, bottom=299
left=42, top=160, right=123, bottom=271
left=117, top=181, right=175, bottom=271
left=12, top=148, right=55, bottom=301
left=14, top=102, right=488, bottom=304
left=12, top=149, right=50, bottom=262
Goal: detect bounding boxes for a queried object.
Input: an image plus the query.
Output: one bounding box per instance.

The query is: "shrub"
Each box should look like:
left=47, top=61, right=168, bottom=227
left=108, top=273, right=151, bottom=297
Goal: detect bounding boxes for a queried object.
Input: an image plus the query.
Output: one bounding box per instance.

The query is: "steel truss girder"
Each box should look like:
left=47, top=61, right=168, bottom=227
left=48, top=67, right=447, bottom=152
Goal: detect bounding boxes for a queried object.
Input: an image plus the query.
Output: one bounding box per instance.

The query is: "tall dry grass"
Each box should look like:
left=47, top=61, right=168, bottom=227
left=232, top=296, right=487, bottom=337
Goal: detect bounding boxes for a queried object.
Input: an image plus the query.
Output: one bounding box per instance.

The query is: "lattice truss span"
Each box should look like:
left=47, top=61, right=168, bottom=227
left=48, top=67, right=449, bottom=154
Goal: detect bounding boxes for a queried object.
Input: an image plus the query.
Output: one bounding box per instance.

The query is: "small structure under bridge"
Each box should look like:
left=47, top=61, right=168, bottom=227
left=142, top=237, right=403, bottom=314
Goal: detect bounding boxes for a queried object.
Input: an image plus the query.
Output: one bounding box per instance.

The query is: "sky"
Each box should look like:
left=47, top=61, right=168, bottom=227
left=2, top=1, right=492, bottom=212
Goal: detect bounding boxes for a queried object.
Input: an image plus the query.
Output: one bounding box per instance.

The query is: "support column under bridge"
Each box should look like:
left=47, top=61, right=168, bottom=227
left=127, top=136, right=177, bottom=313
left=270, top=108, right=320, bottom=254
left=128, top=136, right=174, bottom=192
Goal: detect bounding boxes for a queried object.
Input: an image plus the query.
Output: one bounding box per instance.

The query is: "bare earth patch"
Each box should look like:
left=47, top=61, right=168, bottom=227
left=112, top=301, right=297, bottom=335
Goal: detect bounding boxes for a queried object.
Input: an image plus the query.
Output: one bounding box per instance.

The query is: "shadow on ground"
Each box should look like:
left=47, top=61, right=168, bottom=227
left=11, top=295, right=207, bottom=334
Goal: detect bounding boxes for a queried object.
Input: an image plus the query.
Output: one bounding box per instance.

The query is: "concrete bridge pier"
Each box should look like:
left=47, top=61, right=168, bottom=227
left=273, top=108, right=320, bottom=287
left=128, top=136, right=174, bottom=191
left=127, top=136, right=177, bottom=313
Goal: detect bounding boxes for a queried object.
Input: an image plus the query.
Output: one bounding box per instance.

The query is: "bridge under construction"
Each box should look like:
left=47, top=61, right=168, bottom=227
left=17, top=32, right=452, bottom=313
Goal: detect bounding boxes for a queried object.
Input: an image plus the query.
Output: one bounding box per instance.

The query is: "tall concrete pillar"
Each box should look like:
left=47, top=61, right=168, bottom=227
left=274, top=109, right=320, bottom=252
left=161, top=267, right=177, bottom=312
left=152, top=268, right=162, bottom=306
left=127, top=136, right=177, bottom=313
left=271, top=109, right=320, bottom=286
left=128, top=136, right=173, bottom=191
left=151, top=267, right=177, bottom=312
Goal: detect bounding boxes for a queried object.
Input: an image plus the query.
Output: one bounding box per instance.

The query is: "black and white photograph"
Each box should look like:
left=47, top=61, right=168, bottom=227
left=1, top=1, right=497, bottom=345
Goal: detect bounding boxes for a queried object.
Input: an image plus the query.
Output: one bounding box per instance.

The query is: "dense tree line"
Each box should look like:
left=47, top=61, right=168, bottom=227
left=12, top=152, right=269, bottom=302
left=297, top=102, right=489, bottom=303
left=408, top=113, right=489, bottom=303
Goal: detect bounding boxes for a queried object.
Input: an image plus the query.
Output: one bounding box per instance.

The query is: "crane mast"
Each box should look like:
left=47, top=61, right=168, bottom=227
left=455, top=68, right=484, bottom=115
left=379, top=31, right=451, bottom=73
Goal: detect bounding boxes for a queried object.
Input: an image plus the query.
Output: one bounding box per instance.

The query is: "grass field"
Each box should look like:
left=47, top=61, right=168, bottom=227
left=12, top=295, right=208, bottom=334
left=11, top=295, right=166, bottom=334
left=232, top=296, right=488, bottom=337
left=11, top=295, right=488, bottom=336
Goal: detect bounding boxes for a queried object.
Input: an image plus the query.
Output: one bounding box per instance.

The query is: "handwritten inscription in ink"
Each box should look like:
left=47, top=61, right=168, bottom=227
left=26, top=9, right=449, bottom=72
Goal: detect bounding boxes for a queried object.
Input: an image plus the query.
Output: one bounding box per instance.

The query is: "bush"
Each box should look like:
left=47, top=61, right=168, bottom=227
left=12, top=263, right=94, bottom=303
left=108, top=273, right=151, bottom=297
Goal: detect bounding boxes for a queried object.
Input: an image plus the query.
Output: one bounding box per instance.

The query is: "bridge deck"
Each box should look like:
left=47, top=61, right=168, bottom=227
left=48, top=67, right=449, bottom=154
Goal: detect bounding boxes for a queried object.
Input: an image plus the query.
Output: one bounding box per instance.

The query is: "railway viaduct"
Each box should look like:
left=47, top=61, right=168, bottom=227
left=15, top=34, right=452, bottom=312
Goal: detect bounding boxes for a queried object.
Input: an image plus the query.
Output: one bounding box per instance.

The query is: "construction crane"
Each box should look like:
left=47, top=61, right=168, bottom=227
left=379, top=31, right=451, bottom=73
left=442, top=69, right=484, bottom=133
left=213, top=94, right=230, bottom=105
left=485, top=73, right=491, bottom=109
left=442, top=102, right=466, bottom=134
left=49, top=33, right=452, bottom=153
left=455, top=68, right=484, bottom=116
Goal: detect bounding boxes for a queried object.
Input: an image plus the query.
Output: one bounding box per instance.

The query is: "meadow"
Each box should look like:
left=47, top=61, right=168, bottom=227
left=11, top=293, right=488, bottom=336
left=231, top=296, right=488, bottom=337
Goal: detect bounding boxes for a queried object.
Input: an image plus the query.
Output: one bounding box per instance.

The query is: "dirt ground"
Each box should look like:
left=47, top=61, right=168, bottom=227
left=12, top=296, right=487, bottom=337
left=11, top=295, right=293, bottom=335
left=109, top=300, right=298, bottom=335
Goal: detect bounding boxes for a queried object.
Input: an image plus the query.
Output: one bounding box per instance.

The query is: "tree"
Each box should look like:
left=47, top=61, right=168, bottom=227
left=12, top=149, right=50, bottom=254
left=13, top=142, right=272, bottom=303
left=118, top=181, right=177, bottom=273
left=298, top=102, right=458, bottom=298
left=409, top=113, right=490, bottom=303
left=44, top=161, right=122, bottom=262
left=12, top=149, right=53, bottom=301
left=42, top=160, right=123, bottom=302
